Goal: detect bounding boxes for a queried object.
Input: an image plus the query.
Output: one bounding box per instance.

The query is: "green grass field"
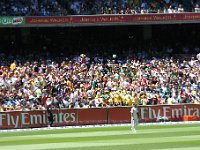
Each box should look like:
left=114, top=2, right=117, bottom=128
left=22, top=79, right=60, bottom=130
left=0, top=123, right=200, bottom=150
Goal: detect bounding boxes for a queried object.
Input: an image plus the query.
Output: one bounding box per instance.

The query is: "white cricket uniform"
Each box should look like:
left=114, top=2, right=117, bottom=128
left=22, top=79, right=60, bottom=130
left=130, top=106, right=139, bottom=132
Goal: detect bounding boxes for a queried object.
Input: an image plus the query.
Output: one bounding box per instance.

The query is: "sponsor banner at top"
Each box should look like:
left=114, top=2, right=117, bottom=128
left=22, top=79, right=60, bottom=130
left=0, top=17, right=25, bottom=25
left=26, top=13, right=200, bottom=25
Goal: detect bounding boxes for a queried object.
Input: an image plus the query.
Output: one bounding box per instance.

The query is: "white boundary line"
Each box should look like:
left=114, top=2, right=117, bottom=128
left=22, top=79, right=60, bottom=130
left=0, top=121, right=200, bottom=133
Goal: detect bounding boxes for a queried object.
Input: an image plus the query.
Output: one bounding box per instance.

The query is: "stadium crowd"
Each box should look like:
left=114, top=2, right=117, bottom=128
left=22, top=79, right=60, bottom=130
left=0, top=0, right=200, bottom=16
left=0, top=52, right=199, bottom=112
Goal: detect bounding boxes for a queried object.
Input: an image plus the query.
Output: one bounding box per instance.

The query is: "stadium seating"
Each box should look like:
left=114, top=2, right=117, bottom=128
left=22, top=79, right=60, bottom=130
left=0, top=0, right=200, bottom=16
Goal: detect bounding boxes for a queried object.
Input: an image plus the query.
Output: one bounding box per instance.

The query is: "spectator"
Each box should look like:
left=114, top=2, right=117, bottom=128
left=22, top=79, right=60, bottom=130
left=194, top=4, right=200, bottom=12
left=177, top=4, right=184, bottom=12
left=168, top=5, right=175, bottom=13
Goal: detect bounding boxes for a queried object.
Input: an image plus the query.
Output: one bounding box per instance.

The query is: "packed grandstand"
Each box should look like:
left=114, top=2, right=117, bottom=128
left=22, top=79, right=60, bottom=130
left=0, top=0, right=200, bottom=16
left=0, top=50, right=199, bottom=111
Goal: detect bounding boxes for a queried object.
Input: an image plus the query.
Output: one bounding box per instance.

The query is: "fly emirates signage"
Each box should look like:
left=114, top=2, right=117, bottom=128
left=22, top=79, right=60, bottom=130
left=0, top=104, right=199, bottom=129
left=139, top=104, right=200, bottom=122
left=0, top=110, right=77, bottom=129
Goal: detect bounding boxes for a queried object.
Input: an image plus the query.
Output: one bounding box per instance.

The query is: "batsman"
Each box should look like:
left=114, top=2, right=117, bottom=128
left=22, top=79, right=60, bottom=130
left=130, top=103, right=139, bottom=133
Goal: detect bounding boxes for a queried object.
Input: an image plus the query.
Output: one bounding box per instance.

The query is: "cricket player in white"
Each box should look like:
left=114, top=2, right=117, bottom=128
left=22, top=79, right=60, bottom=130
left=130, top=104, right=139, bottom=133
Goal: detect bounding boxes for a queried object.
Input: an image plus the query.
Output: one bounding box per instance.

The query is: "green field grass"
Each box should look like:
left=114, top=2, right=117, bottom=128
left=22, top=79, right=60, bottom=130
left=0, top=124, right=200, bottom=150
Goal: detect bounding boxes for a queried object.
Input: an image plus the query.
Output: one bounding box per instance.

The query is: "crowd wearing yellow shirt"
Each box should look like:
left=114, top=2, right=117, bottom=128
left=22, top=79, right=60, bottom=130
left=0, top=53, right=199, bottom=111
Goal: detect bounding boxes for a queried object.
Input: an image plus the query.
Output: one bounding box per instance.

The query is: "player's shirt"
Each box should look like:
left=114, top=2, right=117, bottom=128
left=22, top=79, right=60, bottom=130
left=131, top=106, right=139, bottom=126
left=131, top=107, right=138, bottom=120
